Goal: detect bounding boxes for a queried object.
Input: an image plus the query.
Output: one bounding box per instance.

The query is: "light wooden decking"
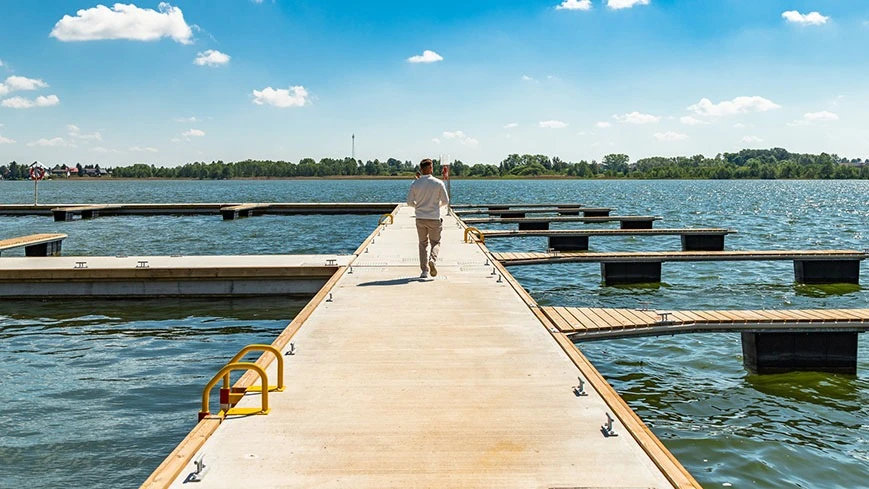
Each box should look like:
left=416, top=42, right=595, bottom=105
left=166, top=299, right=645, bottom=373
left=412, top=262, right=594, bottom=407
left=542, top=307, right=869, bottom=340
left=463, top=215, right=661, bottom=225
left=0, top=233, right=67, bottom=252
left=494, top=250, right=868, bottom=265
left=454, top=207, right=613, bottom=216
left=145, top=206, right=697, bottom=489
left=481, top=228, right=735, bottom=238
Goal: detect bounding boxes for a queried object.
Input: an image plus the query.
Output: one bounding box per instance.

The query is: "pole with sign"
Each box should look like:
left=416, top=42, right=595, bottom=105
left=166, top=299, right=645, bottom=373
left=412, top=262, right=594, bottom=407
left=29, top=162, right=46, bottom=205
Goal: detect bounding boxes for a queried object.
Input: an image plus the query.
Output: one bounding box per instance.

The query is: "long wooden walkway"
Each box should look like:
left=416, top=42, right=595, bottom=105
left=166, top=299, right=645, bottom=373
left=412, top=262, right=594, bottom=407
left=494, top=250, right=868, bottom=265
left=543, top=307, right=869, bottom=340
left=144, top=206, right=697, bottom=489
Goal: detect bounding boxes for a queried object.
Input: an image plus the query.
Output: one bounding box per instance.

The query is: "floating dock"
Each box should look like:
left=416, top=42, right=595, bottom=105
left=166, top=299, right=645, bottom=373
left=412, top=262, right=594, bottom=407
left=142, top=206, right=699, bottom=489
left=0, top=255, right=350, bottom=298
left=0, top=202, right=398, bottom=221
left=463, top=215, right=662, bottom=230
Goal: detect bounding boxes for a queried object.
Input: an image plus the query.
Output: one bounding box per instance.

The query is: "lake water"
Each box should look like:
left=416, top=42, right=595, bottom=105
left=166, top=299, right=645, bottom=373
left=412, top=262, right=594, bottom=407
left=1, top=179, right=867, bottom=488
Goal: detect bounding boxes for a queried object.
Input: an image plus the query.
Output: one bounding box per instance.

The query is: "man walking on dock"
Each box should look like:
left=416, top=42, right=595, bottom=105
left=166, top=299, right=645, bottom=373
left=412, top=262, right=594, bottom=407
left=406, top=158, right=450, bottom=279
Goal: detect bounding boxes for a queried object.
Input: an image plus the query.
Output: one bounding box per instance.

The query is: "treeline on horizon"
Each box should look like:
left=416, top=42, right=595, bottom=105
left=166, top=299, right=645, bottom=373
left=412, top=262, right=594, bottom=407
left=3, top=148, right=868, bottom=180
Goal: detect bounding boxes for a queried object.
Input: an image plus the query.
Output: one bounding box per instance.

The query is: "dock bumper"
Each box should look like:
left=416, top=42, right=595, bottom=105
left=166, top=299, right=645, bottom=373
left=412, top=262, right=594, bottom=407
left=741, top=331, right=858, bottom=374
left=681, top=234, right=725, bottom=251
left=794, top=259, right=861, bottom=284
left=548, top=235, right=589, bottom=251
left=600, top=261, right=662, bottom=285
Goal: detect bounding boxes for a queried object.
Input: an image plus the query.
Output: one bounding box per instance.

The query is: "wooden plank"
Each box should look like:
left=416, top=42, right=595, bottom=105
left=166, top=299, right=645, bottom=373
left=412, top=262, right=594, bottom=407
left=563, top=308, right=602, bottom=331
left=620, top=308, right=658, bottom=327
left=598, top=308, right=636, bottom=328
left=546, top=307, right=581, bottom=333
left=582, top=308, right=620, bottom=331
left=570, top=308, right=612, bottom=331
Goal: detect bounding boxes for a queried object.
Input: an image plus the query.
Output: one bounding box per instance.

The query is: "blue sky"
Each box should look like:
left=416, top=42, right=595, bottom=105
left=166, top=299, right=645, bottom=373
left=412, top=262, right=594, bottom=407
left=1, top=0, right=868, bottom=167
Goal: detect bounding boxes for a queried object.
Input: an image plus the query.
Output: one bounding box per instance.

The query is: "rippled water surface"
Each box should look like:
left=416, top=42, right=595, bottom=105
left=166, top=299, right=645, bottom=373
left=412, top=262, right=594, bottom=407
left=1, top=179, right=867, bottom=488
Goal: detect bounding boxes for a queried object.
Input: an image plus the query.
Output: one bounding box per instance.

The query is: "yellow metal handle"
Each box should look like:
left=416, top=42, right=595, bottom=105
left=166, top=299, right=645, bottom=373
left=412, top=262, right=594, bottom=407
left=200, top=362, right=269, bottom=420
left=464, top=227, right=485, bottom=244
left=379, top=213, right=394, bottom=225
left=222, top=344, right=284, bottom=392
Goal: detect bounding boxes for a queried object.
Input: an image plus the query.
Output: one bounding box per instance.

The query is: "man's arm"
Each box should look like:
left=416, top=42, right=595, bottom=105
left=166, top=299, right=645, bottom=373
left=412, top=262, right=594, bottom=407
left=406, top=184, right=416, bottom=207
left=439, top=182, right=450, bottom=207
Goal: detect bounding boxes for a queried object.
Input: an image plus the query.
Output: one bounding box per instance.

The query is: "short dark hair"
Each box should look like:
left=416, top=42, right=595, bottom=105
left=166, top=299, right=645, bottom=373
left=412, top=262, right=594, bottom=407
left=420, top=159, right=433, bottom=168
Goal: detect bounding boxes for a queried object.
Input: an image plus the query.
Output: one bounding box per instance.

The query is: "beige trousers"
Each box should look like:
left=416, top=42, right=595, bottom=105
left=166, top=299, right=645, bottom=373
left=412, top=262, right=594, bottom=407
left=416, top=218, right=442, bottom=272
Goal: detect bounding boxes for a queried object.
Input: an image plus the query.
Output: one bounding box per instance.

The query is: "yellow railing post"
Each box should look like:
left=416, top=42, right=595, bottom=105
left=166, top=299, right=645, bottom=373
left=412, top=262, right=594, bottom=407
left=379, top=213, right=394, bottom=225
left=221, top=344, right=285, bottom=392
left=200, top=362, right=269, bottom=421
left=464, top=227, right=485, bottom=244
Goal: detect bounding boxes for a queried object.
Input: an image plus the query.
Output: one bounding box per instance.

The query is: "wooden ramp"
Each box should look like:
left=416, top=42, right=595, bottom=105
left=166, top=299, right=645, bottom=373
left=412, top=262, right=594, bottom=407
left=144, top=206, right=697, bottom=489
left=543, top=307, right=869, bottom=340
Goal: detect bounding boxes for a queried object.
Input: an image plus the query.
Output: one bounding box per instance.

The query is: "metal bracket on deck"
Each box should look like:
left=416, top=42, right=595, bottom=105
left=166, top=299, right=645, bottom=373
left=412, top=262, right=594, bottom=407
left=74, top=261, right=87, bottom=269
left=601, top=413, right=618, bottom=437
left=491, top=267, right=497, bottom=276
left=637, top=301, right=651, bottom=311
left=348, top=266, right=353, bottom=274
left=656, top=311, right=672, bottom=323
left=184, top=452, right=210, bottom=483
left=136, top=260, right=149, bottom=269
left=572, top=377, right=588, bottom=397
left=326, top=293, right=333, bottom=302
left=286, top=342, right=296, bottom=356
left=497, top=274, right=503, bottom=283
left=484, top=257, right=490, bottom=266
left=326, top=258, right=337, bottom=266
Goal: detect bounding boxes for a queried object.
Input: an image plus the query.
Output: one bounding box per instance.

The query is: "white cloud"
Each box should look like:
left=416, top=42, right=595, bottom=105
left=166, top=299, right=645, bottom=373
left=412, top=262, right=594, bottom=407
left=182, top=128, right=205, bottom=137
left=521, top=75, right=536, bottom=82
left=442, top=130, right=478, bottom=146
left=431, top=138, right=441, bottom=144
left=194, top=49, right=230, bottom=67
left=50, top=2, right=193, bottom=44
left=556, top=0, right=592, bottom=11
left=733, top=122, right=746, bottom=128
left=5, top=76, right=49, bottom=91
left=28, top=137, right=68, bottom=147
left=596, top=121, right=612, bottom=128
left=407, top=50, right=443, bottom=64
left=607, top=0, right=650, bottom=10
left=539, top=120, right=568, bottom=128
left=687, top=96, right=780, bottom=117
left=654, top=131, right=688, bottom=141
left=0, top=135, right=15, bottom=144
left=680, top=115, right=707, bottom=125
left=614, top=111, right=660, bottom=124
left=67, top=124, right=102, bottom=141
left=782, top=10, right=829, bottom=25
left=788, top=110, right=839, bottom=126
left=252, top=86, right=309, bottom=108
left=129, top=146, right=158, bottom=152
left=170, top=137, right=181, bottom=143
left=0, top=75, right=51, bottom=96
left=741, top=136, right=763, bottom=143
left=803, top=110, right=839, bottom=122
left=175, top=116, right=198, bottom=122
left=503, top=123, right=518, bottom=128
left=1, top=94, right=60, bottom=109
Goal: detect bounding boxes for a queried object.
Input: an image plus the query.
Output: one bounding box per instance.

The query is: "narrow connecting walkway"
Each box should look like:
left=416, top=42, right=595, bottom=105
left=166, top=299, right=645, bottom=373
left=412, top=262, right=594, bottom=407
left=544, top=307, right=869, bottom=340
left=154, top=206, right=692, bottom=489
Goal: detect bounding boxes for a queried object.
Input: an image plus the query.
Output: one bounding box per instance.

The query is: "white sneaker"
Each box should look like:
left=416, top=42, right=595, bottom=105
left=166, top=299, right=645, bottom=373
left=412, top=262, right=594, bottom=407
left=428, top=260, right=438, bottom=277
left=420, top=271, right=430, bottom=279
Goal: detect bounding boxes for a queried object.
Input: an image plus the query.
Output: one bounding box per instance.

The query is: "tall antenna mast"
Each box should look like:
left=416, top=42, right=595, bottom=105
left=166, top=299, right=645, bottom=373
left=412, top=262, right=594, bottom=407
left=352, top=134, right=355, bottom=161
